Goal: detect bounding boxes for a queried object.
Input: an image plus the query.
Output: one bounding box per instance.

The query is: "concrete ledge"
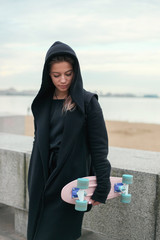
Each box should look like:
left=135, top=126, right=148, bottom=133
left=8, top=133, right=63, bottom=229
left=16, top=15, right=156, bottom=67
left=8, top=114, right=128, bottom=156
left=0, top=133, right=160, bottom=240
left=0, top=132, right=32, bottom=153
left=0, top=149, right=27, bottom=209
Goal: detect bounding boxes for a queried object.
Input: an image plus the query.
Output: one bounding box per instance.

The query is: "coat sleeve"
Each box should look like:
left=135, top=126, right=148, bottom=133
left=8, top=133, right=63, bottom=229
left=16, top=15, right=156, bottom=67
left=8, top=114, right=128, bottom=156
left=86, top=96, right=111, bottom=203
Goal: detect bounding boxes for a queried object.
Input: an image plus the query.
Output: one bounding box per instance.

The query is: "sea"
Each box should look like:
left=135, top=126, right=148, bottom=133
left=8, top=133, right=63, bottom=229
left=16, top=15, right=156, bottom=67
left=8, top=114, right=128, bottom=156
left=0, top=95, right=159, bottom=124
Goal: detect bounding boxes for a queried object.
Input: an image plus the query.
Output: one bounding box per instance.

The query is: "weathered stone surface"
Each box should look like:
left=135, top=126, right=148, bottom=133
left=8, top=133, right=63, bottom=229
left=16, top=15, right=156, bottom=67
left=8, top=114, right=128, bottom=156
left=14, top=208, right=28, bottom=237
left=25, top=153, right=30, bottom=211
left=83, top=168, right=157, bottom=240
left=0, top=149, right=26, bottom=210
left=78, top=229, right=107, bottom=240
left=0, top=204, right=26, bottom=240
left=155, top=175, right=160, bottom=240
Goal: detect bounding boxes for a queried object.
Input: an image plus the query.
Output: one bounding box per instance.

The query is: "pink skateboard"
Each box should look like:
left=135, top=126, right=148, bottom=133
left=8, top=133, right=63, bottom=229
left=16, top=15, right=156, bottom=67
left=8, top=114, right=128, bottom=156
left=61, top=175, right=133, bottom=211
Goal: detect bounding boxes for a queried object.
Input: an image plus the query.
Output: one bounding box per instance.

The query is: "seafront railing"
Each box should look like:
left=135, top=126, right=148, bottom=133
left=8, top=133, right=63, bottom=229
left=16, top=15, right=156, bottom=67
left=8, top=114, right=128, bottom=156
left=0, top=132, right=160, bottom=240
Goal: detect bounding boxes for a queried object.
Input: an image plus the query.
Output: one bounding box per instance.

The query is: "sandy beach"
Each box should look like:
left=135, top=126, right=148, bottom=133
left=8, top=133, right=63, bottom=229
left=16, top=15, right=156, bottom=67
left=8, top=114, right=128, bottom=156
left=25, top=116, right=160, bottom=152
left=106, top=120, right=160, bottom=152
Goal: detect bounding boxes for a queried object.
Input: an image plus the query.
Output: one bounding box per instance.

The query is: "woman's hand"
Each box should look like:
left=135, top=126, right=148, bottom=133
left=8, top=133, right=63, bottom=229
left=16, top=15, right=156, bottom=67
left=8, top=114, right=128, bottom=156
left=89, top=199, right=101, bottom=206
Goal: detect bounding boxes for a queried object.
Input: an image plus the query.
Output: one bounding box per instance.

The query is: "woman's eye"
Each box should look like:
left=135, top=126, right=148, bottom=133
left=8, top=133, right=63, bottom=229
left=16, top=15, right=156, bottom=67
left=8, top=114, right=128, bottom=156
left=66, top=72, right=72, bottom=77
left=54, top=75, right=60, bottom=78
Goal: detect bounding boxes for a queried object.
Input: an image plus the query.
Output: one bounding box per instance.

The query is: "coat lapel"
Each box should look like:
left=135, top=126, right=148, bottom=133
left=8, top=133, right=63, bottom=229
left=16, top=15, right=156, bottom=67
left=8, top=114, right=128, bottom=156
left=36, top=97, right=52, bottom=182
left=46, top=108, right=85, bottom=188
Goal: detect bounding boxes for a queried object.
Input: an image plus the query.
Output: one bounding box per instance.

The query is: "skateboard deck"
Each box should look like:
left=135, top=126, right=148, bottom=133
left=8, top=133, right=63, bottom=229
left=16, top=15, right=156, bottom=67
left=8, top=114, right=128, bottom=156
left=61, top=175, right=133, bottom=210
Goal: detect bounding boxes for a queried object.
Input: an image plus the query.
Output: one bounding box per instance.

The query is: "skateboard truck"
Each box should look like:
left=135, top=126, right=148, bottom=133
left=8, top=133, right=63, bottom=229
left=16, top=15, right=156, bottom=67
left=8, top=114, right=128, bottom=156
left=72, top=188, right=79, bottom=199
left=114, top=174, right=133, bottom=203
left=72, top=188, right=87, bottom=199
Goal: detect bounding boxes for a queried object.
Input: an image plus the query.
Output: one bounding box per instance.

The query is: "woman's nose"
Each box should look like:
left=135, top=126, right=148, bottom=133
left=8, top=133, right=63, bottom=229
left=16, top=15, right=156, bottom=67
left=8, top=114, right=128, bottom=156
left=60, top=75, right=66, bottom=83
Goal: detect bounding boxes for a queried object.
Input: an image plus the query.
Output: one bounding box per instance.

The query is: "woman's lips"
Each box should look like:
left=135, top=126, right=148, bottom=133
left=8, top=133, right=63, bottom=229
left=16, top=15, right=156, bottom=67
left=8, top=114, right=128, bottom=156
left=59, top=85, right=68, bottom=89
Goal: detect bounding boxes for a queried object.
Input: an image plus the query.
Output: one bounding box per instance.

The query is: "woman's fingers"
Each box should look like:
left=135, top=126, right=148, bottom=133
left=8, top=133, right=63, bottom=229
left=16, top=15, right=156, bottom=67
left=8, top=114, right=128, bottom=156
left=89, top=199, right=101, bottom=206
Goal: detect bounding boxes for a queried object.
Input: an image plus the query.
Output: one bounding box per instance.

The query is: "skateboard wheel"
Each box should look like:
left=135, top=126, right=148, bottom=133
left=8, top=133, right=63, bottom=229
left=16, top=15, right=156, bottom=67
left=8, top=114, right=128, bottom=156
left=75, top=200, right=88, bottom=211
left=121, top=193, right=131, bottom=203
left=77, top=178, right=89, bottom=189
left=122, top=174, right=133, bottom=185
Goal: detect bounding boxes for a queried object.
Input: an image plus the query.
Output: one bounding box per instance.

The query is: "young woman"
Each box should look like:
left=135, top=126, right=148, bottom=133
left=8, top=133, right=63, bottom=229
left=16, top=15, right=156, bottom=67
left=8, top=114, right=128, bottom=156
left=27, top=41, right=111, bottom=240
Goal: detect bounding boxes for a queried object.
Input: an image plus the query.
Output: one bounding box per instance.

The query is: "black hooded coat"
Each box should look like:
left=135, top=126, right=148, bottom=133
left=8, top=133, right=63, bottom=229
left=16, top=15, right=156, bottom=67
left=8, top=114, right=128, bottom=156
left=27, top=41, right=111, bottom=240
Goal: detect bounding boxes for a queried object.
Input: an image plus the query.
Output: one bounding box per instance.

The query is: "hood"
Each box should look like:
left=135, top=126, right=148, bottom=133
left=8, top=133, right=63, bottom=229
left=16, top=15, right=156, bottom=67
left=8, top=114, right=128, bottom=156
left=32, top=41, right=84, bottom=116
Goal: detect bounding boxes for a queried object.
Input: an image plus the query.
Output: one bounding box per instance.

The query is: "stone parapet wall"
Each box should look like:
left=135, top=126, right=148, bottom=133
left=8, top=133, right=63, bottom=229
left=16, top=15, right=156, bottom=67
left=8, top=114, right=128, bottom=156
left=0, top=133, right=160, bottom=240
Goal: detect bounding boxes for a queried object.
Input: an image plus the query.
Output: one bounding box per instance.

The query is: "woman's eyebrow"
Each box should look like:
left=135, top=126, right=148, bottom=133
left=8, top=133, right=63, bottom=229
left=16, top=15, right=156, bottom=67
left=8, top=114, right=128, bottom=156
left=51, top=69, right=73, bottom=74
left=65, top=69, right=73, bottom=73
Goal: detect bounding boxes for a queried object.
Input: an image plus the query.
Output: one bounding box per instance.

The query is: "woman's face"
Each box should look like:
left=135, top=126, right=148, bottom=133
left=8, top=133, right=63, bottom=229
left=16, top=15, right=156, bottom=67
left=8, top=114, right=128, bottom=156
left=50, top=61, right=74, bottom=97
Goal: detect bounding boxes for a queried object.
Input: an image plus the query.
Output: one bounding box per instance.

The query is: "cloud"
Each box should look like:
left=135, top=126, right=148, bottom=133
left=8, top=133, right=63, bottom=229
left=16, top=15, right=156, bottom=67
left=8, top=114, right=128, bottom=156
left=78, top=48, right=160, bottom=78
left=0, top=0, right=160, bottom=94
left=1, top=0, right=160, bottom=46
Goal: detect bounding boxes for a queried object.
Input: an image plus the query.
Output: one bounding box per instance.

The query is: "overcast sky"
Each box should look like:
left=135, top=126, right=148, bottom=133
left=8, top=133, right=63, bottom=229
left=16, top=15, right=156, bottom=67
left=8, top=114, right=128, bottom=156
left=0, top=0, right=160, bottom=95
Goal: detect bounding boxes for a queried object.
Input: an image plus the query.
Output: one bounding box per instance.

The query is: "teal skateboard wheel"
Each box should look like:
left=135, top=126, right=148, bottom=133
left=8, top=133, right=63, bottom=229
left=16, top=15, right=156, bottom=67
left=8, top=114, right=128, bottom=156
left=77, top=178, right=89, bottom=189
left=122, top=174, right=133, bottom=185
left=121, top=193, right=131, bottom=203
left=75, top=200, right=88, bottom=211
